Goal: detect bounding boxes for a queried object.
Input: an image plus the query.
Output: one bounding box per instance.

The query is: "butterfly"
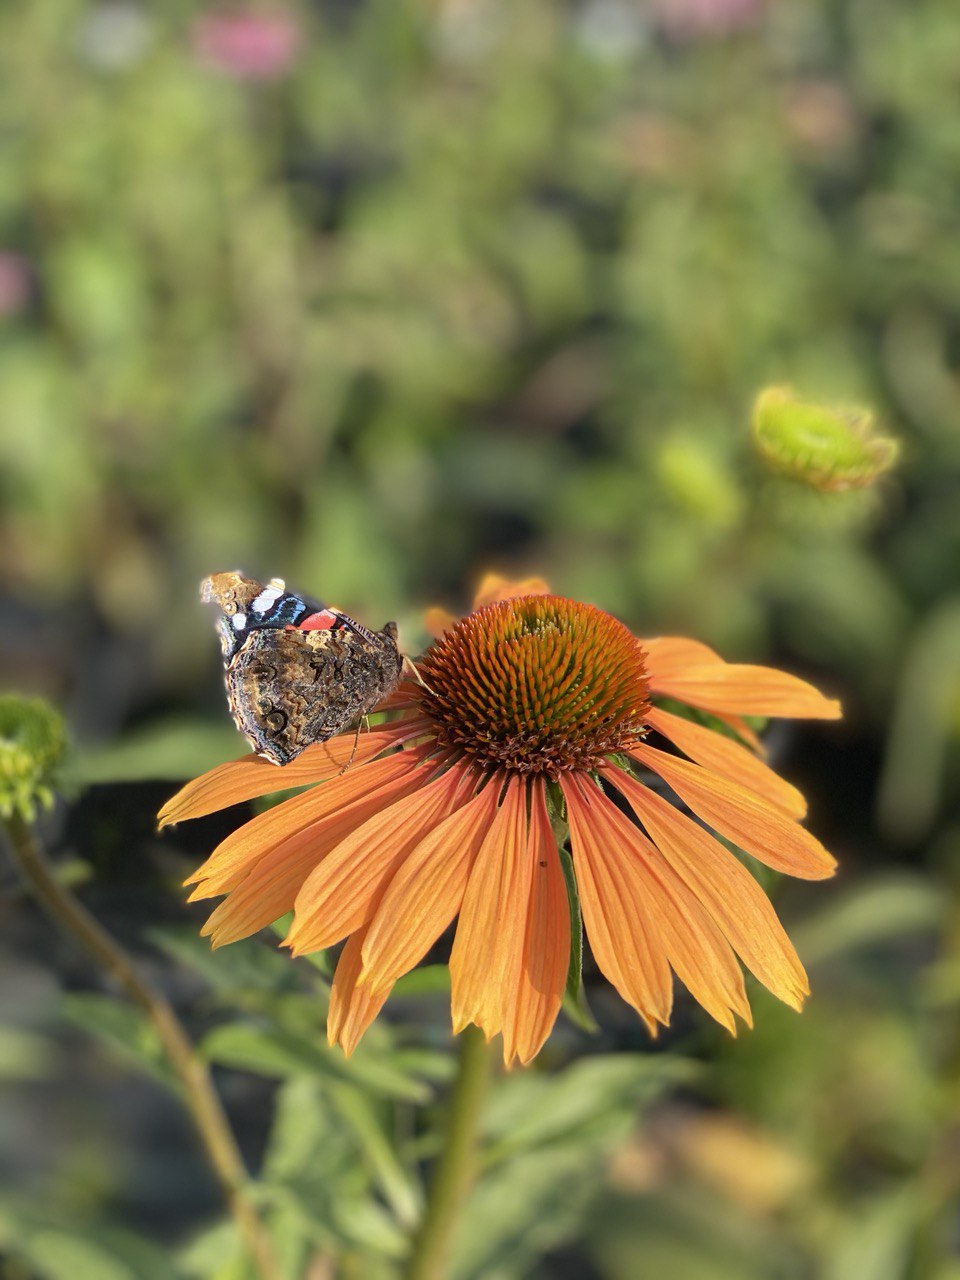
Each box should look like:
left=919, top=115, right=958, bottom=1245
left=201, top=571, right=403, bottom=765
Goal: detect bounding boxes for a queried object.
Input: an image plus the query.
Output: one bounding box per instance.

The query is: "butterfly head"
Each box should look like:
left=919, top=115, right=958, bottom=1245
left=201, top=570, right=290, bottom=656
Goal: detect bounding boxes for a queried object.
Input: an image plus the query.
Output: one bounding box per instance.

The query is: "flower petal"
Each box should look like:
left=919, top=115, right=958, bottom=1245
left=598, top=767, right=751, bottom=1033
left=472, top=573, right=552, bottom=609
left=713, top=712, right=765, bottom=755
left=641, top=636, right=724, bottom=677
left=642, top=637, right=840, bottom=720
left=561, top=774, right=672, bottom=1031
left=449, top=776, right=531, bottom=1041
left=287, top=764, right=471, bottom=955
left=502, top=778, right=569, bottom=1066
left=645, top=706, right=807, bottom=819
left=360, top=771, right=501, bottom=993
left=186, top=748, right=428, bottom=894
left=424, top=607, right=457, bottom=639
left=328, top=928, right=392, bottom=1057
left=196, top=763, right=430, bottom=946
left=158, top=720, right=430, bottom=826
left=631, top=744, right=836, bottom=880
left=608, top=769, right=809, bottom=1008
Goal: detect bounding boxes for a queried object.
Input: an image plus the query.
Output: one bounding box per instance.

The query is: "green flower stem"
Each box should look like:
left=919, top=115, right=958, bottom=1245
left=404, top=1024, right=493, bottom=1280
left=1, top=812, right=280, bottom=1280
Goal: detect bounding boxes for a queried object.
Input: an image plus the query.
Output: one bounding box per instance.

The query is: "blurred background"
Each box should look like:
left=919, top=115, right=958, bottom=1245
left=1, top=0, right=959, bottom=1276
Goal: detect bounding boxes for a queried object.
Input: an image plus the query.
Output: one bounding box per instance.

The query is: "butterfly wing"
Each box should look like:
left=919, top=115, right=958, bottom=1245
left=224, top=620, right=402, bottom=765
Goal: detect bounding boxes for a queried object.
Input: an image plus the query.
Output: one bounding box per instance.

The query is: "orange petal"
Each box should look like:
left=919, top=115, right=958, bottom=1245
left=449, top=776, right=531, bottom=1041
left=472, top=573, right=552, bottom=609
left=608, top=769, right=809, bottom=1008
left=186, top=748, right=428, bottom=894
left=640, top=636, right=724, bottom=679
left=360, top=772, right=501, bottom=993
left=502, top=778, right=569, bottom=1066
left=287, top=765, right=471, bottom=955
left=561, top=775, right=672, bottom=1031
left=158, top=719, right=430, bottom=826
left=196, top=763, right=430, bottom=946
left=631, top=744, right=836, bottom=881
left=328, top=928, right=392, bottom=1057
left=645, top=706, right=807, bottom=820
left=424, top=607, right=457, bottom=639
left=713, top=712, right=765, bottom=756
left=644, top=644, right=841, bottom=720
left=642, top=639, right=771, bottom=749
left=597, top=767, right=751, bottom=1033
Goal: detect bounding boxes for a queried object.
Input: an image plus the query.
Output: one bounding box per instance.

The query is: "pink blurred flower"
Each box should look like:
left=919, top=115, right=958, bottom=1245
left=192, top=9, right=301, bottom=81
left=0, top=253, right=32, bottom=317
left=654, top=0, right=766, bottom=39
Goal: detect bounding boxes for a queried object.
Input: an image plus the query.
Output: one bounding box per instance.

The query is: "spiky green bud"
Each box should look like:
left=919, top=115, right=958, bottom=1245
left=752, top=386, right=900, bottom=491
left=0, top=696, right=66, bottom=823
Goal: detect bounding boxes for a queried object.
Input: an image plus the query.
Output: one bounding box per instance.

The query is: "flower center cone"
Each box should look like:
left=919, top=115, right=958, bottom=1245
left=417, top=595, right=651, bottom=777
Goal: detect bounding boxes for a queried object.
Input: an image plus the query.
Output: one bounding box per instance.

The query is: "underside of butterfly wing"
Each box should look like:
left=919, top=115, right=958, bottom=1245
left=224, top=624, right=403, bottom=764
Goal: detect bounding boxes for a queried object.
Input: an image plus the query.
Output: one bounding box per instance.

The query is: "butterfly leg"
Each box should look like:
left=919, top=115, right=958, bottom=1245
left=401, top=655, right=437, bottom=698
left=338, top=716, right=369, bottom=776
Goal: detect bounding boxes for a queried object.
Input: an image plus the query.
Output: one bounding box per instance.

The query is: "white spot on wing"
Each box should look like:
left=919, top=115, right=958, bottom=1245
left=251, top=587, right=282, bottom=614
left=232, top=613, right=247, bottom=630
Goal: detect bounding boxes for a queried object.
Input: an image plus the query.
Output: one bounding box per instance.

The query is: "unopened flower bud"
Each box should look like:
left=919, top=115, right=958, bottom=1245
left=752, top=386, right=899, bottom=491
left=0, top=696, right=66, bottom=822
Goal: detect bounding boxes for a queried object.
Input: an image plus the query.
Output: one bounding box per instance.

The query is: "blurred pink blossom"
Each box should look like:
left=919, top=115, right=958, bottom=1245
left=0, top=253, right=32, bottom=317
left=192, top=9, right=301, bottom=81
left=654, top=0, right=766, bottom=39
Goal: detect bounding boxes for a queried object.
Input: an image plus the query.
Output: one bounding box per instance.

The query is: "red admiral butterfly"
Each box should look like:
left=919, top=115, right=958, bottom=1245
left=201, top=571, right=403, bottom=765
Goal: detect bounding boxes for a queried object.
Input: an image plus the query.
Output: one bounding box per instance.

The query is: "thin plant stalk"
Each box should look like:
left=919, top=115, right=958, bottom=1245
left=1, top=812, right=280, bottom=1280
left=404, top=1023, right=493, bottom=1280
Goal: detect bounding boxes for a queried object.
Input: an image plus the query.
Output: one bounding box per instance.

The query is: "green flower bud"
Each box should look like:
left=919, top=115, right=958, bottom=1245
left=0, top=696, right=67, bottom=823
left=752, top=386, right=900, bottom=491
left=657, top=437, right=744, bottom=530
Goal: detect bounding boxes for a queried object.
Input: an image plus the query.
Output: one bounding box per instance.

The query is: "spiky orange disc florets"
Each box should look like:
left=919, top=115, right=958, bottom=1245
left=417, top=595, right=651, bottom=777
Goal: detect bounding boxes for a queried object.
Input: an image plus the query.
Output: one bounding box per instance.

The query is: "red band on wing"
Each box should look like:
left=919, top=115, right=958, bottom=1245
left=297, top=610, right=338, bottom=631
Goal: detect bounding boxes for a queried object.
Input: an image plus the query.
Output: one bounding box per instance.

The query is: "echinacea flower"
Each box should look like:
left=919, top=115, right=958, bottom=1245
left=160, top=578, right=840, bottom=1066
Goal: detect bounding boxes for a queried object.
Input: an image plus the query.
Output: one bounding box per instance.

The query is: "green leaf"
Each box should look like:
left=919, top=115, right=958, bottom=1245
left=60, top=994, right=176, bottom=1090
left=146, top=925, right=303, bottom=996
left=792, top=876, right=945, bottom=965
left=200, top=1022, right=331, bottom=1078
left=484, top=1054, right=698, bottom=1160
left=391, top=964, right=451, bottom=997
left=201, top=1023, right=432, bottom=1102
left=557, top=844, right=598, bottom=1034
left=451, top=1142, right=605, bottom=1280
left=177, top=1222, right=249, bottom=1280
left=389, top=1047, right=456, bottom=1084
left=331, top=1200, right=408, bottom=1260
left=65, top=718, right=247, bottom=785
left=263, top=1078, right=340, bottom=1183
left=0, top=1025, right=54, bottom=1080
left=0, top=1202, right=179, bottom=1280
left=270, top=917, right=332, bottom=976
left=328, top=1082, right=422, bottom=1227
left=824, top=1188, right=920, bottom=1280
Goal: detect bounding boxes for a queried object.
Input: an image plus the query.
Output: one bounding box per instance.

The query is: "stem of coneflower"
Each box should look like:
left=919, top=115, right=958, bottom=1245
left=0, top=813, right=280, bottom=1280
left=404, top=1023, right=493, bottom=1280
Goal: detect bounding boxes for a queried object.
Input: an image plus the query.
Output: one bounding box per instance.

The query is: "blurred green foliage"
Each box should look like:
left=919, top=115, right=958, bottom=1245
left=2, top=0, right=960, bottom=1277
left=1, top=0, right=957, bottom=711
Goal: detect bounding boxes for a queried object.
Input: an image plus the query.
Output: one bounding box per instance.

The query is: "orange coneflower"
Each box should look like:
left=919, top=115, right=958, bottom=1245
left=160, top=577, right=840, bottom=1066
